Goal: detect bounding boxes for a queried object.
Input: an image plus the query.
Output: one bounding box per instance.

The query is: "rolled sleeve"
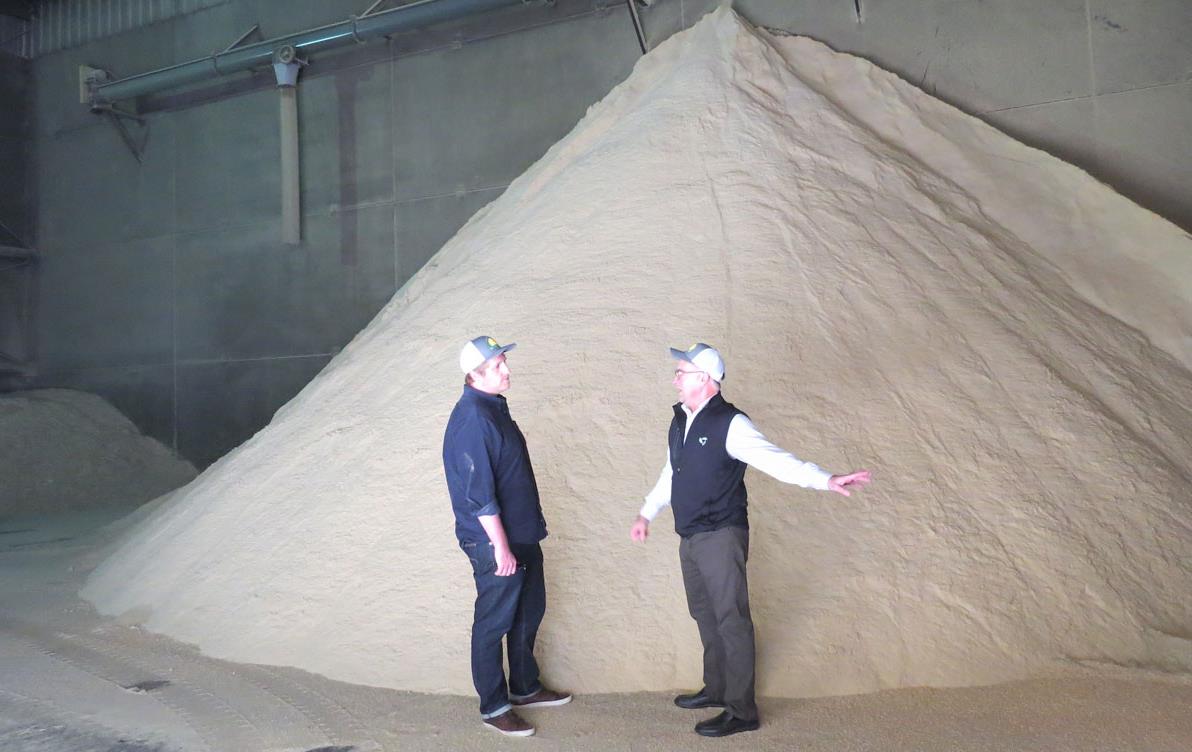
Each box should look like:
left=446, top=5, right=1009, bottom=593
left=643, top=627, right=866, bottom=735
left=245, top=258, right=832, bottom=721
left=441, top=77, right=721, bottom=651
left=450, top=422, right=501, bottom=518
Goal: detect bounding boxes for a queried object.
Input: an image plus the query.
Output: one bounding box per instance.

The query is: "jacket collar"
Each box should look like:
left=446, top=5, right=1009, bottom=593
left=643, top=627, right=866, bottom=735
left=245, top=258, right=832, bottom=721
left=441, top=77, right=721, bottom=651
left=462, top=384, right=507, bottom=406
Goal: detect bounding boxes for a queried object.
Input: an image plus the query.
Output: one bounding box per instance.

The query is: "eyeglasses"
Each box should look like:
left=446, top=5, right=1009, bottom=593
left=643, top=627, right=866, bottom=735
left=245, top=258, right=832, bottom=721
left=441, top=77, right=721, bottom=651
left=674, top=369, right=704, bottom=379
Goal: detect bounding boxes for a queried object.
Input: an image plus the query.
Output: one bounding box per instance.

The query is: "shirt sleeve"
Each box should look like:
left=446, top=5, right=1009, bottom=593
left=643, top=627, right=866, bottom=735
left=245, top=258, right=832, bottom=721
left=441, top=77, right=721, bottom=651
left=449, top=417, right=501, bottom=518
left=726, top=414, right=833, bottom=491
left=639, top=455, right=673, bottom=521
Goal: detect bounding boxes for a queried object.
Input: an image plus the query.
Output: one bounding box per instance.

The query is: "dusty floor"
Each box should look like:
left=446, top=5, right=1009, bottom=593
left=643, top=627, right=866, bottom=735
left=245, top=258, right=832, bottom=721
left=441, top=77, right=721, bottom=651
left=2, top=510, right=1189, bottom=752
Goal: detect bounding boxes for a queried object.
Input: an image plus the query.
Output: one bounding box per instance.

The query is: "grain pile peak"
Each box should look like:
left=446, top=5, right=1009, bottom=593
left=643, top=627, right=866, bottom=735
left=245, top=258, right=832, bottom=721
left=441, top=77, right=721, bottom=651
left=83, top=8, right=1192, bottom=697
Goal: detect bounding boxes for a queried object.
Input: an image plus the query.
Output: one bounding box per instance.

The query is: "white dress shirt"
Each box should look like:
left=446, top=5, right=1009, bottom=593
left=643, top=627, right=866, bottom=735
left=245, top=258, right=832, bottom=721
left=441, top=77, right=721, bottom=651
left=639, top=395, right=833, bottom=522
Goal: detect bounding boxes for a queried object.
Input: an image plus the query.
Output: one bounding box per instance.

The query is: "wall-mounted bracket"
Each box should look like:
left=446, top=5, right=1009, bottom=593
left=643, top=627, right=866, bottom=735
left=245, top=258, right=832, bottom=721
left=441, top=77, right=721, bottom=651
left=360, top=0, right=394, bottom=17
left=78, top=64, right=110, bottom=104
left=80, top=64, right=149, bottom=162
left=625, top=0, right=648, bottom=54
left=221, top=24, right=264, bottom=54
left=92, top=103, right=149, bottom=163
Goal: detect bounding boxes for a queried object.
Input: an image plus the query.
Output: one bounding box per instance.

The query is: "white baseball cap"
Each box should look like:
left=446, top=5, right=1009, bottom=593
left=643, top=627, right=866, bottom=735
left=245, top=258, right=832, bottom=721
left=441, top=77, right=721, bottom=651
left=669, top=342, right=725, bottom=382
left=459, top=335, right=517, bottom=374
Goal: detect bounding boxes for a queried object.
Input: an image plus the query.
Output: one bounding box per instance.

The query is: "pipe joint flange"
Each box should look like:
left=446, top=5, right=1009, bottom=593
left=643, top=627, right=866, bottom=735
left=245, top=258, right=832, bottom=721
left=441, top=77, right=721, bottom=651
left=272, top=46, right=305, bottom=87
left=273, top=44, right=299, bottom=65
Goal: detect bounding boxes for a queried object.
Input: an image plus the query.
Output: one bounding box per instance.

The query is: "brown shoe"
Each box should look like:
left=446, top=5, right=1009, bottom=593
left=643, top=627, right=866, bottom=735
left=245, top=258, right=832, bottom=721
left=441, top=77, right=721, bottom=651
left=511, top=688, right=573, bottom=708
left=483, top=710, right=535, bottom=737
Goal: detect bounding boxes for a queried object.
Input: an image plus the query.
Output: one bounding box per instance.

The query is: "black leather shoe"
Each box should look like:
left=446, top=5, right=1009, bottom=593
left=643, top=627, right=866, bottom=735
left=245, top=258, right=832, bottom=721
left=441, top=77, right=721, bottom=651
left=673, top=689, right=725, bottom=710
left=694, top=710, right=760, bottom=737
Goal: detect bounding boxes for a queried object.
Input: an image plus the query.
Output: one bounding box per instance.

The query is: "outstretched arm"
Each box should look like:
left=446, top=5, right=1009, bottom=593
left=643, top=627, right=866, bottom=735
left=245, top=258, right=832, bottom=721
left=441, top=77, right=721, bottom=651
left=727, top=415, right=871, bottom=495
left=725, top=414, right=833, bottom=489
left=828, top=470, right=872, bottom=496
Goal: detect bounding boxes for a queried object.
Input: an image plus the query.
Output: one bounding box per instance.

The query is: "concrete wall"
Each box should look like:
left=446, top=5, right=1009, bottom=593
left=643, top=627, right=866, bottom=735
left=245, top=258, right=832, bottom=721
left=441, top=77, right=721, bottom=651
left=0, top=50, right=31, bottom=245
left=17, top=0, right=1192, bottom=467
left=0, top=48, right=33, bottom=374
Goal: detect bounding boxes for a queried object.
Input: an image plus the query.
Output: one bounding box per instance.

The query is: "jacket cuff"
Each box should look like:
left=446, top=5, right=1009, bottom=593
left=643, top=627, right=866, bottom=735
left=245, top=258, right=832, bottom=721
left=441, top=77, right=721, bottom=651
left=474, top=502, right=500, bottom=518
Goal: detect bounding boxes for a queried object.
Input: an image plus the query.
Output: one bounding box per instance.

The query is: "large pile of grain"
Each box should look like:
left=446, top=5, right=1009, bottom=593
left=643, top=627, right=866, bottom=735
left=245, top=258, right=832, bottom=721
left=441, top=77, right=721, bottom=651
left=83, top=9, right=1192, bottom=698
left=1, top=389, right=195, bottom=519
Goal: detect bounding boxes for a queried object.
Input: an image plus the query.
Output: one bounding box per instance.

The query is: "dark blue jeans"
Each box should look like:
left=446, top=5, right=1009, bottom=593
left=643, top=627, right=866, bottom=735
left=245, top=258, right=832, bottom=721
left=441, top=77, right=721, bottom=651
left=461, top=540, right=546, bottom=718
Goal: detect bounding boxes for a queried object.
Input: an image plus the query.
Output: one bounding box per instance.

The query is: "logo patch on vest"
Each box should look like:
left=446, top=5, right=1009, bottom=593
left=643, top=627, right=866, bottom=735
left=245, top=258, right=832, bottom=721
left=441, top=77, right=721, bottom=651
left=698, top=436, right=707, bottom=446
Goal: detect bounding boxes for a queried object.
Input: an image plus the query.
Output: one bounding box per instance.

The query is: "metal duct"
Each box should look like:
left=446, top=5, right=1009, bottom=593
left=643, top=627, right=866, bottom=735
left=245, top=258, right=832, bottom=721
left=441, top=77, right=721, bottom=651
left=88, top=0, right=527, bottom=106
left=274, top=52, right=303, bottom=245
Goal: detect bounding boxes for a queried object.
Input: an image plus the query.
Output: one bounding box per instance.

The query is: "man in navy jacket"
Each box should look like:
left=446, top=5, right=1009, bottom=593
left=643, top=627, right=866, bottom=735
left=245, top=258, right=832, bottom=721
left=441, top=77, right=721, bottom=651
left=630, top=343, right=871, bottom=738
left=443, top=336, right=571, bottom=738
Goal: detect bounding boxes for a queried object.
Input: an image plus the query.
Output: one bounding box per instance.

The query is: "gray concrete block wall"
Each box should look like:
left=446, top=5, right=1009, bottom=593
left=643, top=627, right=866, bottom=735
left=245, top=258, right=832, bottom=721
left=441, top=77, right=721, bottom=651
left=22, top=0, right=643, bottom=466
left=16, top=0, right=1192, bottom=467
left=0, top=50, right=31, bottom=246
left=175, top=354, right=331, bottom=468
left=0, top=49, right=33, bottom=378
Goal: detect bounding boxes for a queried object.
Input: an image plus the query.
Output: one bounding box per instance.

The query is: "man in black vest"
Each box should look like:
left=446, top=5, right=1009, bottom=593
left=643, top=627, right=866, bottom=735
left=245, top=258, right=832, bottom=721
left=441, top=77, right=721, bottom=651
left=444, top=336, right=572, bottom=738
left=630, top=342, right=870, bottom=737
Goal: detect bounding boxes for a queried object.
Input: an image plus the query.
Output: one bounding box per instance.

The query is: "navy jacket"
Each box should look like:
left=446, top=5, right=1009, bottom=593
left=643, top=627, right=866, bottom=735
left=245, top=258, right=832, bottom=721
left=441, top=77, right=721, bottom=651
left=442, top=385, right=547, bottom=545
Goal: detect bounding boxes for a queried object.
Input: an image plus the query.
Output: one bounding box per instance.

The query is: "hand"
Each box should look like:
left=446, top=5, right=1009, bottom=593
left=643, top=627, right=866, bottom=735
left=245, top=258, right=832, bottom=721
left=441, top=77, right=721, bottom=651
left=630, top=515, right=650, bottom=542
left=828, top=470, right=872, bottom=496
left=493, top=544, right=518, bottom=576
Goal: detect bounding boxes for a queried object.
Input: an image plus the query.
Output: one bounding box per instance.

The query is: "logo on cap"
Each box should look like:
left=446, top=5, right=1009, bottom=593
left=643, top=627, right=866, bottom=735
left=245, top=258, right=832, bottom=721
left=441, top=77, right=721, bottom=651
left=668, top=342, right=726, bottom=383
left=459, top=335, right=517, bottom=374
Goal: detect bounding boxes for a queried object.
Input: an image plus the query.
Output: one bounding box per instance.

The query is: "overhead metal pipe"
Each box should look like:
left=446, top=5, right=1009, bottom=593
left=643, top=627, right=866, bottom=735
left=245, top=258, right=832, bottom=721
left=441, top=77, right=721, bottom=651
left=89, top=0, right=528, bottom=106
